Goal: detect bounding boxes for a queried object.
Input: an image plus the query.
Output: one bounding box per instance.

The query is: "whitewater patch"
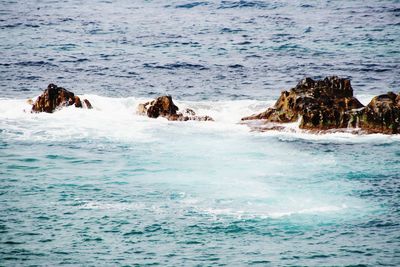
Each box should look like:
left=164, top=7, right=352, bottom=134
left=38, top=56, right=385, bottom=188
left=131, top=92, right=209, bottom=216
left=201, top=204, right=349, bottom=219
left=76, top=198, right=352, bottom=219
left=76, top=197, right=360, bottom=221
left=0, top=94, right=399, bottom=144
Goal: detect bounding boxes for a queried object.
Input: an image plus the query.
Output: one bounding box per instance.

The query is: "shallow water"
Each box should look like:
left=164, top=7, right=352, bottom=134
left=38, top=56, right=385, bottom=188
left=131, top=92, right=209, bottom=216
left=1, top=97, right=400, bottom=266
left=1, top=0, right=400, bottom=266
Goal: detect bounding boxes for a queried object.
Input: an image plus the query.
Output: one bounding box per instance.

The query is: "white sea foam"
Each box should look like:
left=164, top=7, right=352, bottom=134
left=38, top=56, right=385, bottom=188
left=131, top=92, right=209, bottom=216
left=77, top=198, right=352, bottom=219
left=80, top=201, right=147, bottom=211
left=0, top=95, right=398, bottom=143
left=201, top=204, right=349, bottom=219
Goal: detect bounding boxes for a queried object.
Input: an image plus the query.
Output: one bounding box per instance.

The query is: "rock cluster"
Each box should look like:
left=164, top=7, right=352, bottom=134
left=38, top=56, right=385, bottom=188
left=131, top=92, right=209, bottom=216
left=137, top=95, right=213, bottom=121
left=32, top=84, right=92, bottom=113
left=242, top=76, right=400, bottom=134
left=29, top=80, right=400, bottom=134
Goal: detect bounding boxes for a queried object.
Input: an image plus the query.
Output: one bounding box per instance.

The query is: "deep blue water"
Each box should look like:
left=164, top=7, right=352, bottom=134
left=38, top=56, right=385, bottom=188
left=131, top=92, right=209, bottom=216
left=1, top=0, right=400, bottom=266
left=1, top=0, right=399, bottom=99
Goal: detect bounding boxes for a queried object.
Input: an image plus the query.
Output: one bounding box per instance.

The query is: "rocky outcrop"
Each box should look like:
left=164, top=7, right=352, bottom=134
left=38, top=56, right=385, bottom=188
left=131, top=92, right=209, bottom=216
left=32, top=84, right=93, bottom=113
left=242, top=76, right=364, bottom=128
left=241, top=76, right=400, bottom=134
left=359, top=92, right=400, bottom=134
left=138, top=96, right=213, bottom=121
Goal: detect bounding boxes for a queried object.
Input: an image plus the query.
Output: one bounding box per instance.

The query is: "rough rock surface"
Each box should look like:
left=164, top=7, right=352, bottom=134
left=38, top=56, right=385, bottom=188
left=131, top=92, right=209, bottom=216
left=138, top=96, right=213, bottom=121
left=241, top=76, right=400, bottom=134
left=32, top=84, right=92, bottom=113
left=359, top=92, right=400, bottom=134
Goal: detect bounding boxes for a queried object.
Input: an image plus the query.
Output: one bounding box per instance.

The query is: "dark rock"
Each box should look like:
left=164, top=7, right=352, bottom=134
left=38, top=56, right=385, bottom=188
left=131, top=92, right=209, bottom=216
left=138, top=96, right=214, bottom=121
left=242, top=76, right=400, bottom=134
left=74, top=96, right=82, bottom=108
left=83, top=99, right=93, bottom=109
left=137, top=95, right=179, bottom=118
left=242, top=76, right=364, bottom=130
left=182, top=108, right=196, bottom=116
left=32, top=84, right=92, bottom=113
left=359, top=92, right=400, bottom=134
left=32, top=84, right=74, bottom=113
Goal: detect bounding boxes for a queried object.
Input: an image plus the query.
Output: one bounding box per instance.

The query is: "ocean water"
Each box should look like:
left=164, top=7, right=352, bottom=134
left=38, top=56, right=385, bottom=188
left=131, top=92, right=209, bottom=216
left=1, top=0, right=400, bottom=266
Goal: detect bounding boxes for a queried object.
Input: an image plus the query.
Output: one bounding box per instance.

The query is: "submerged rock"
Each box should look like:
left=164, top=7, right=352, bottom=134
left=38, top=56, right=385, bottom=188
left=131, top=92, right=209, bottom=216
left=241, top=76, right=400, bottom=134
left=137, top=96, right=213, bottom=121
left=32, top=84, right=92, bottom=113
left=83, top=99, right=93, bottom=109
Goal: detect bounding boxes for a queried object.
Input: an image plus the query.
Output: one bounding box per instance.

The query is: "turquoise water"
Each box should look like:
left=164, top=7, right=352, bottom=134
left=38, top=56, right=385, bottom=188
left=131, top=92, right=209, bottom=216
left=1, top=0, right=400, bottom=266
left=1, top=98, right=400, bottom=265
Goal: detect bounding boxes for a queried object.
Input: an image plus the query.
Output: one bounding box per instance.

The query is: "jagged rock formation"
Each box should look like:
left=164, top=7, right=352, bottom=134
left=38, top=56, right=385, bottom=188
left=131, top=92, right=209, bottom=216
left=137, top=96, right=213, bottom=121
left=242, top=76, right=400, bottom=134
left=31, top=84, right=93, bottom=113
left=359, top=92, right=400, bottom=134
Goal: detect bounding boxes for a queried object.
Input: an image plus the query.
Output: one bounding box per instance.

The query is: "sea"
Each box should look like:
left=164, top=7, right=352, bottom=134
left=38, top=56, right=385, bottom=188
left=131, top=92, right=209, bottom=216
left=0, top=0, right=399, bottom=266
